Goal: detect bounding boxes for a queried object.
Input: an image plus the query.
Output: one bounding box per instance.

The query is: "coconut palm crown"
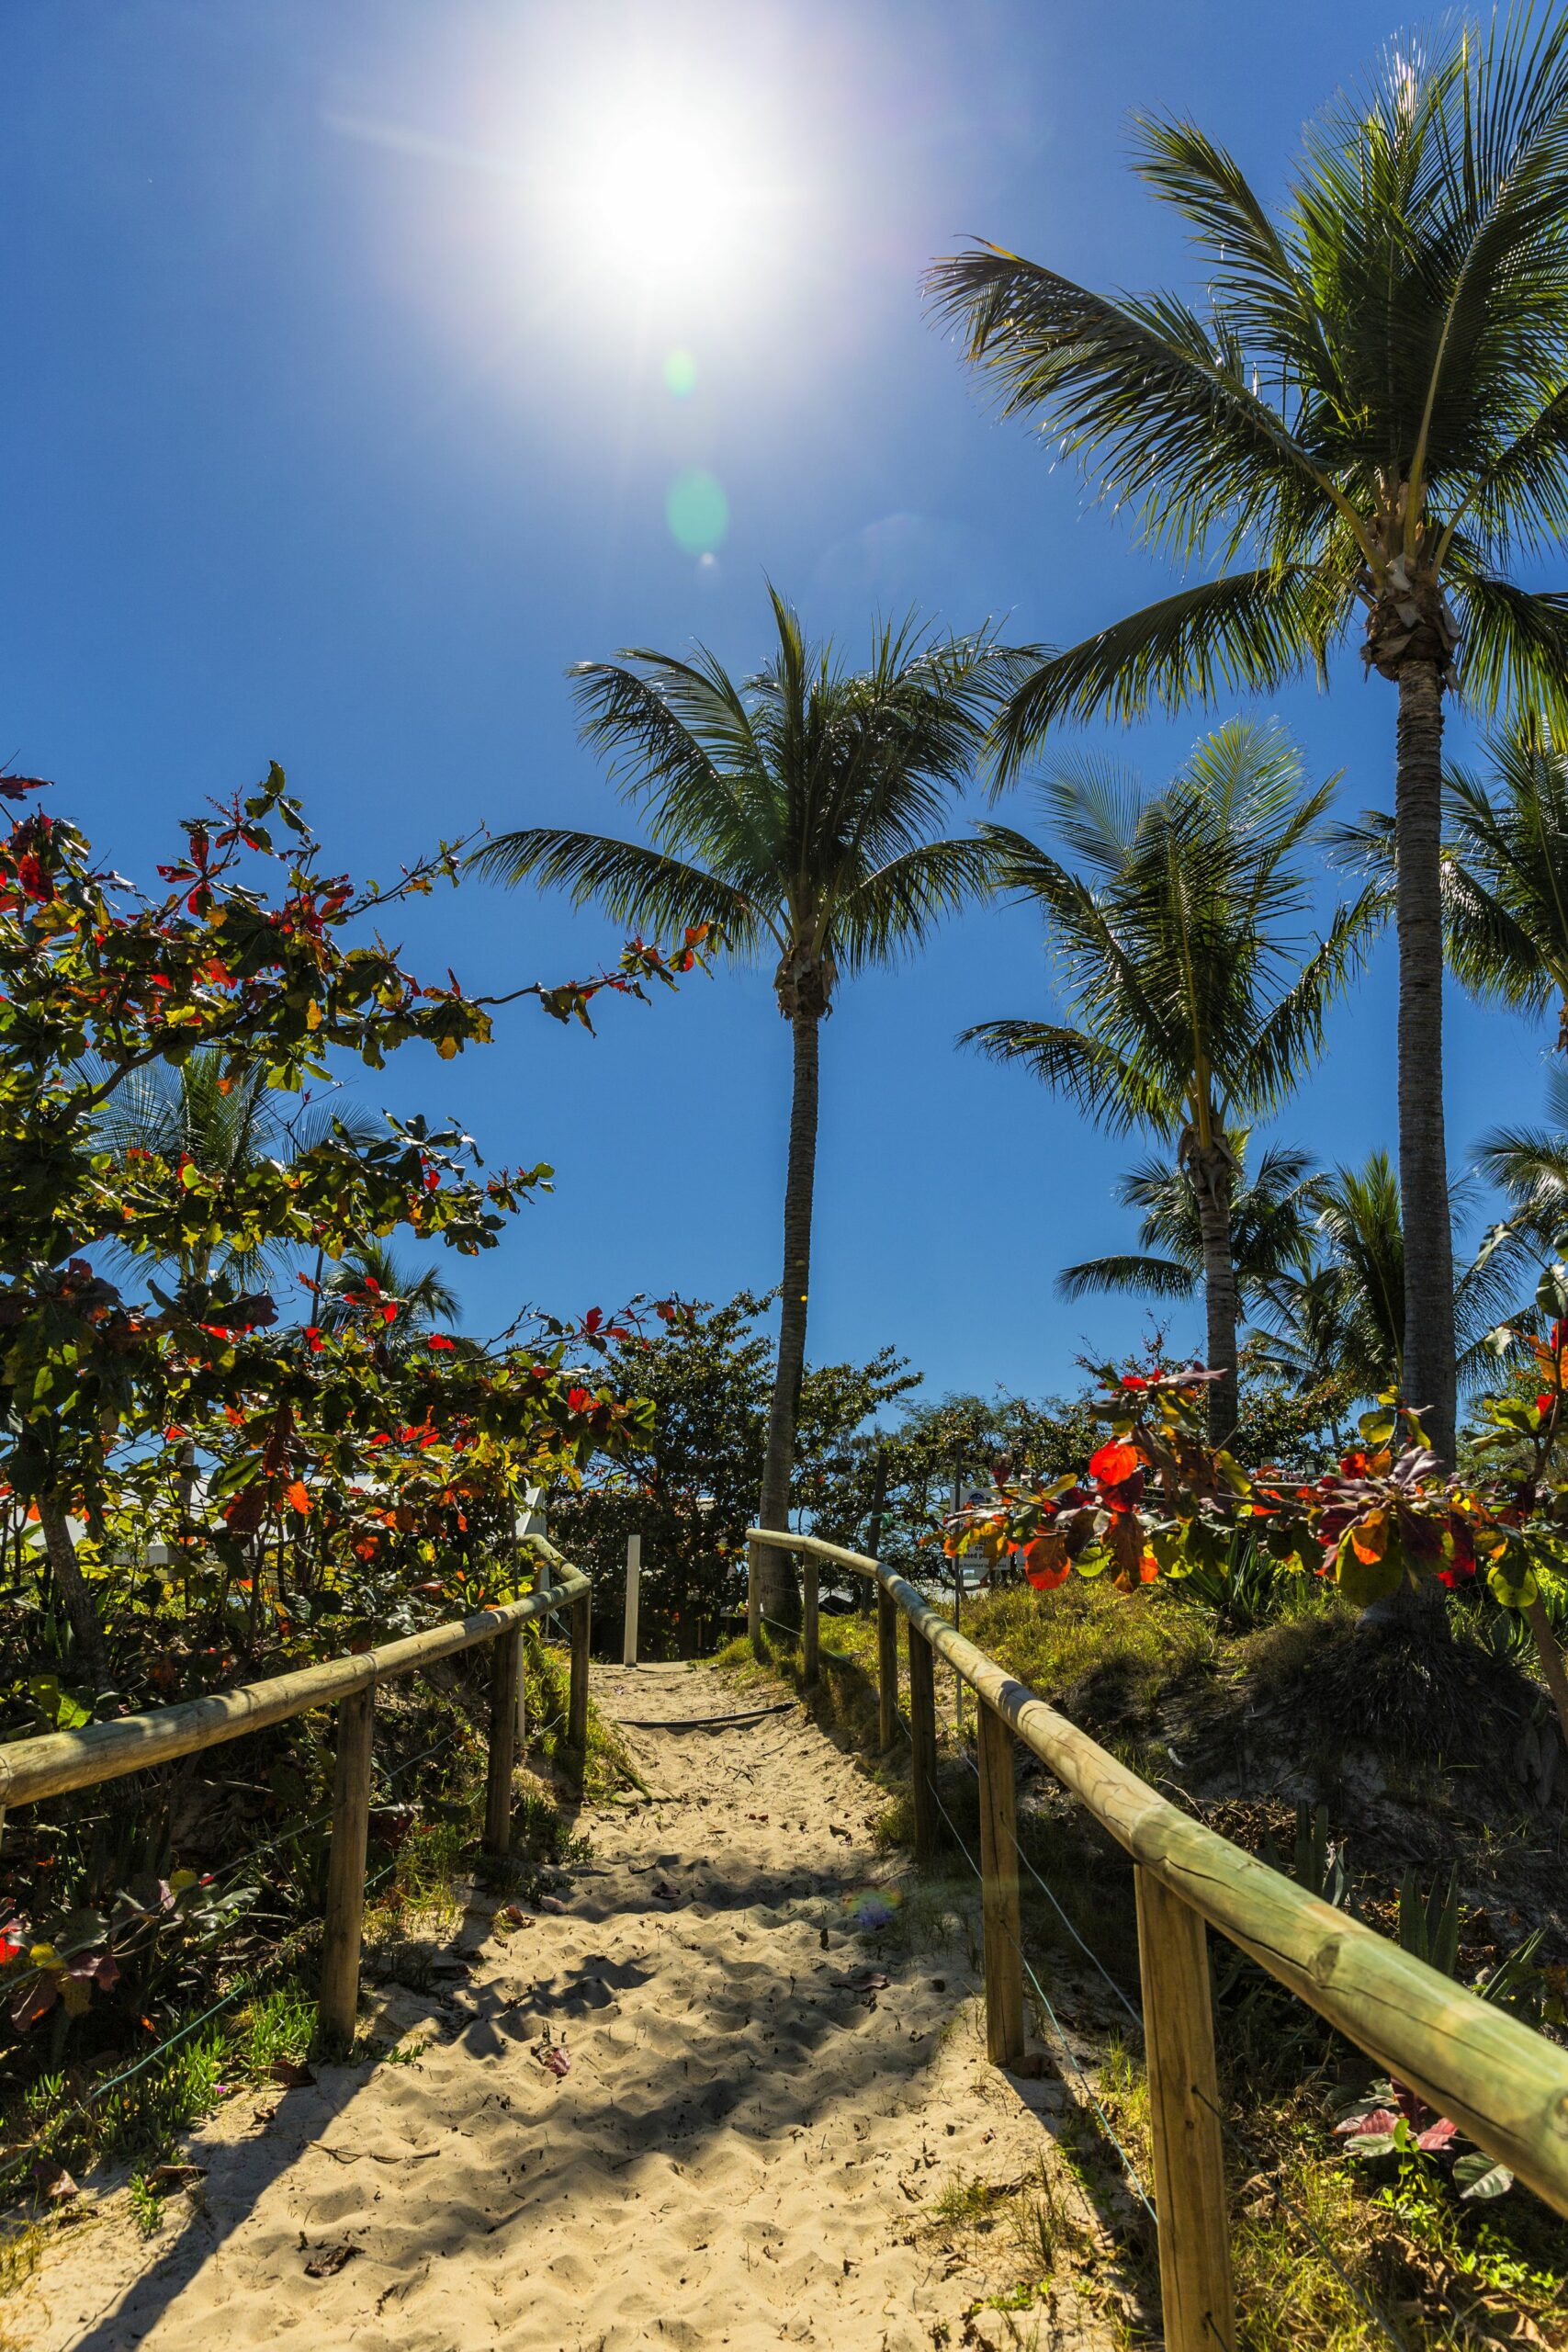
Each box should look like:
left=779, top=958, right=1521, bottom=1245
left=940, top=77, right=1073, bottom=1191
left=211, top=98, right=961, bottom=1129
left=968, top=720, right=1377, bottom=1442
left=1058, top=1136, right=1318, bottom=1313
left=927, top=6, right=1568, bottom=1461
left=322, top=1238, right=462, bottom=1351
left=1247, top=1152, right=1533, bottom=1403
left=471, top=589, right=1028, bottom=1618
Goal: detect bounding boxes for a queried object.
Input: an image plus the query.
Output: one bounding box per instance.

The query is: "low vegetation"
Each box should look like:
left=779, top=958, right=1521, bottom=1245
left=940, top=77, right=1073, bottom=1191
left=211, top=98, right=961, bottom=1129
left=724, top=1560, right=1568, bottom=2347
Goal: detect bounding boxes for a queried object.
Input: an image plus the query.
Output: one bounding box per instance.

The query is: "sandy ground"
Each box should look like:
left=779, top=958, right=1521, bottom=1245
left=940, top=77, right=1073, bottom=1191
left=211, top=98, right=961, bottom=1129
left=9, top=1662, right=1118, bottom=2352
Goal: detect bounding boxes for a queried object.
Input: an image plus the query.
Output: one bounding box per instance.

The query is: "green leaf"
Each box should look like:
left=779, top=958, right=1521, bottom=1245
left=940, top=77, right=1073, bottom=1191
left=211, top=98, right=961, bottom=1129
left=1334, top=1532, right=1404, bottom=1608
left=1454, top=2152, right=1513, bottom=2200
left=1488, top=1549, right=1540, bottom=1611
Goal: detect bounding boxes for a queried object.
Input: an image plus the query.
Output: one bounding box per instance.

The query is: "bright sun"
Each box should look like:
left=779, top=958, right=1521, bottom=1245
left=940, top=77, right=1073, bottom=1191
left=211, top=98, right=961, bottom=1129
left=559, top=79, right=770, bottom=307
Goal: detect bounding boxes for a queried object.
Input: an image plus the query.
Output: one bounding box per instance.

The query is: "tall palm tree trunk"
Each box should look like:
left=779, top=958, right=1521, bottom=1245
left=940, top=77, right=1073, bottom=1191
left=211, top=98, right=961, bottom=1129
left=1190, top=1144, right=1239, bottom=1445
left=757, top=1012, right=820, bottom=1625
left=1394, top=659, right=1457, bottom=1466
left=40, top=1498, right=111, bottom=1690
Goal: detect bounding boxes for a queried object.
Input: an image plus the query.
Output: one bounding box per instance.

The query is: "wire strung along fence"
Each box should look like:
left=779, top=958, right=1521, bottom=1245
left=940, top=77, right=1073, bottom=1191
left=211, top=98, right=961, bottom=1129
left=0, top=1536, right=592, bottom=2055
left=748, top=1526, right=1568, bottom=2352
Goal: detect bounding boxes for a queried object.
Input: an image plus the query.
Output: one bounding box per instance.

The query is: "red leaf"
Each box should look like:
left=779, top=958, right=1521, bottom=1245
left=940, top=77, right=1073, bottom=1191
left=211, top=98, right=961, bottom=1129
left=1089, top=1440, right=1141, bottom=1486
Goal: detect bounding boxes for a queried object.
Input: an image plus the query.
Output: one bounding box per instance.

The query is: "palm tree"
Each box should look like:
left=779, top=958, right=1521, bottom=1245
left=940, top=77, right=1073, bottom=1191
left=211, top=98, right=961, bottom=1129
left=322, top=1238, right=462, bottom=1351
left=1338, top=716, right=1568, bottom=1039
left=1248, top=1152, right=1531, bottom=1401
left=1477, top=1063, right=1568, bottom=1241
left=97, top=1052, right=380, bottom=1502
left=96, top=1051, right=383, bottom=1302
left=1059, top=1136, right=1317, bottom=1315
left=471, top=590, right=1023, bottom=1620
left=927, top=10, right=1568, bottom=1464
left=968, top=720, right=1374, bottom=1442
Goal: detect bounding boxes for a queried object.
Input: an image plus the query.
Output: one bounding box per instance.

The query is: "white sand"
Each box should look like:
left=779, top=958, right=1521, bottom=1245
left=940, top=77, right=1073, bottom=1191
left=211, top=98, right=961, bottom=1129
left=11, top=1662, right=1115, bottom=2350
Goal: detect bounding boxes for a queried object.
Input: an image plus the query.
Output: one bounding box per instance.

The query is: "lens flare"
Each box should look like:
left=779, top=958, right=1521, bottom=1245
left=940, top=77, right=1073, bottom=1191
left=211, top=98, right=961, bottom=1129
left=665, top=469, right=728, bottom=555
left=844, top=1884, right=902, bottom=1932
left=664, top=348, right=698, bottom=398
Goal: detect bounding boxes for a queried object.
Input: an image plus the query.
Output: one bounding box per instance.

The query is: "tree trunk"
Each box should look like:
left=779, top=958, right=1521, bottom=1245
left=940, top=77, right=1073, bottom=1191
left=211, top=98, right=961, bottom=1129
left=756, top=1011, right=820, bottom=1627
left=39, top=1498, right=111, bottom=1690
left=1394, top=657, right=1457, bottom=1466
left=1190, top=1143, right=1239, bottom=1447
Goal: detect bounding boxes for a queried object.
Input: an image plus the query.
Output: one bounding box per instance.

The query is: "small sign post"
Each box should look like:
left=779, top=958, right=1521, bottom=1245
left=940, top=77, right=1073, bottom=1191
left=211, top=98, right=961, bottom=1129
left=623, top=1532, right=642, bottom=1667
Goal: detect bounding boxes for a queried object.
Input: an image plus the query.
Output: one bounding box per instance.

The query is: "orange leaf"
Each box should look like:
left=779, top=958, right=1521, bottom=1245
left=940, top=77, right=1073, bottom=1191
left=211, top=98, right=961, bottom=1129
left=1349, top=1510, right=1387, bottom=1566
left=1089, top=1439, right=1141, bottom=1486
left=285, top=1480, right=310, bottom=1515
left=1023, top=1532, right=1071, bottom=1591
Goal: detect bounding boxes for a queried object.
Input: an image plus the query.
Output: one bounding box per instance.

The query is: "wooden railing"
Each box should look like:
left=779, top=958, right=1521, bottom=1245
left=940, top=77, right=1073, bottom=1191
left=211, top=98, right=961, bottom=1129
left=750, top=1527, right=1568, bottom=2352
left=0, top=1538, right=592, bottom=2046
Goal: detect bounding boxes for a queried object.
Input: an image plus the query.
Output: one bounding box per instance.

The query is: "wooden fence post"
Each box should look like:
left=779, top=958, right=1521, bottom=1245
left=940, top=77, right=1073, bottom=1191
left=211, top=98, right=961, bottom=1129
left=318, top=1685, right=375, bottom=2048
left=1134, top=1865, right=1235, bottom=2352
left=623, top=1533, right=642, bottom=1667
left=802, top=1555, right=820, bottom=1689
left=907, top=1620, right=937, bottom=1866
left=484, top=1626, right=521, bottom=1858
left=976, top=1699, right=1025, bottom=2066
left=568, top=1587, right=592, bottom=1774
left=747, top=1536, right=761, bottom=1650
left=876, top=1583, right=899, bottom=1751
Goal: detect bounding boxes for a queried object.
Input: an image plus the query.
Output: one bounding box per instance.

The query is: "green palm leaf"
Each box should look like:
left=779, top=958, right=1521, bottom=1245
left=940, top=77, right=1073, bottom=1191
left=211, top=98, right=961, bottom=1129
left=470, top=831, right=765, bottom=956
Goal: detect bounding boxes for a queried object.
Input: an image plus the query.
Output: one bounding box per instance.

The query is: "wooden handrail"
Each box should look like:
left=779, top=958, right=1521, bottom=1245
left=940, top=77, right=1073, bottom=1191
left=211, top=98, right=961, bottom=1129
left=3, top=1540, right=593, bottom=2051
left=0, top=1564, right=589, bottom=1809
left=750, top=1526, right=1568, bottom=2346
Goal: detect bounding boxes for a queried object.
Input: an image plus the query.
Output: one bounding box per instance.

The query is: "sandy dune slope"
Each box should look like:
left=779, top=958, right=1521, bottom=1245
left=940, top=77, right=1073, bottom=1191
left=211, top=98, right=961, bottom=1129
left=11, top=1661, right=1114, bottom=2352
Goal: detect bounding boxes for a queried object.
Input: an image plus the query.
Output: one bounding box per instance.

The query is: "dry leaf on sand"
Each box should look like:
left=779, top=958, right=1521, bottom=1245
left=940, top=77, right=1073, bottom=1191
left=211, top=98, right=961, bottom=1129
left=304, top=2242, right=359, bottom=2279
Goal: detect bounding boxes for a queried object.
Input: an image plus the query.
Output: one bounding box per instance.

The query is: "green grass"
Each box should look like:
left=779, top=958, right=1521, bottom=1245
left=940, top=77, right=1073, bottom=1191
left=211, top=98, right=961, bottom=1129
left=919, top=2154, right=1100, bottom=2342
left=1088, top=2004, right=1568, bottom=2346
left=520, top=1626, right=642, bottom=1802
left=716, top=1611, right=886, bottom=1752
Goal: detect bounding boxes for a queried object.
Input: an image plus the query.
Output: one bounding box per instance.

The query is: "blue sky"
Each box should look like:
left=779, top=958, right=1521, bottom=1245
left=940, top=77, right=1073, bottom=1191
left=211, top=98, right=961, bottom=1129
left=4, top=0, right=1557, bottom=1408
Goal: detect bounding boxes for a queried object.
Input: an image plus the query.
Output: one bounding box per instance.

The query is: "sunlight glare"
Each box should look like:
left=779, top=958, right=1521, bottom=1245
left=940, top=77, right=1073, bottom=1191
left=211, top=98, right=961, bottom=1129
left=559, top=76, right=772, bottom=308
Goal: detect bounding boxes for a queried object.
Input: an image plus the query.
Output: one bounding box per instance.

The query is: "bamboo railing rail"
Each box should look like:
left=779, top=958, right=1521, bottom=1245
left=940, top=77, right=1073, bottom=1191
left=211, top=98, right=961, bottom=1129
left=0, top=1538, right=592, bottom=2045
left=750, top=1526, right=1568, bottom=2352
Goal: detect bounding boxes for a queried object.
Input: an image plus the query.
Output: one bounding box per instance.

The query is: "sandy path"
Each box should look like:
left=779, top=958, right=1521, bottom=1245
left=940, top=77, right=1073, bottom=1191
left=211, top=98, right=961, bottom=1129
left=13, top=1661, right=1101, bottom=2352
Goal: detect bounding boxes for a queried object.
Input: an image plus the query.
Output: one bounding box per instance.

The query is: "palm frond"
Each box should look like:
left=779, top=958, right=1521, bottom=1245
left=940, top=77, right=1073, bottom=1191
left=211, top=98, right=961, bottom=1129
left=922, top=246, right=1350, bottom=562
left=1449, top=565, right=1568, bottom=734
left=1129, top=116, right=1342, bottom=396
left=987, top=569, right=1351, bottom=777
left=1056, top=1251, right=1198, bottom=1304
left=469, top=830, right=765, bottom=955
left=960, top=1019, right=1175, bottom=1136
left=834, top=835, right=1001, bottom=971
left=1233, top=888, right=1383, bottom=1112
